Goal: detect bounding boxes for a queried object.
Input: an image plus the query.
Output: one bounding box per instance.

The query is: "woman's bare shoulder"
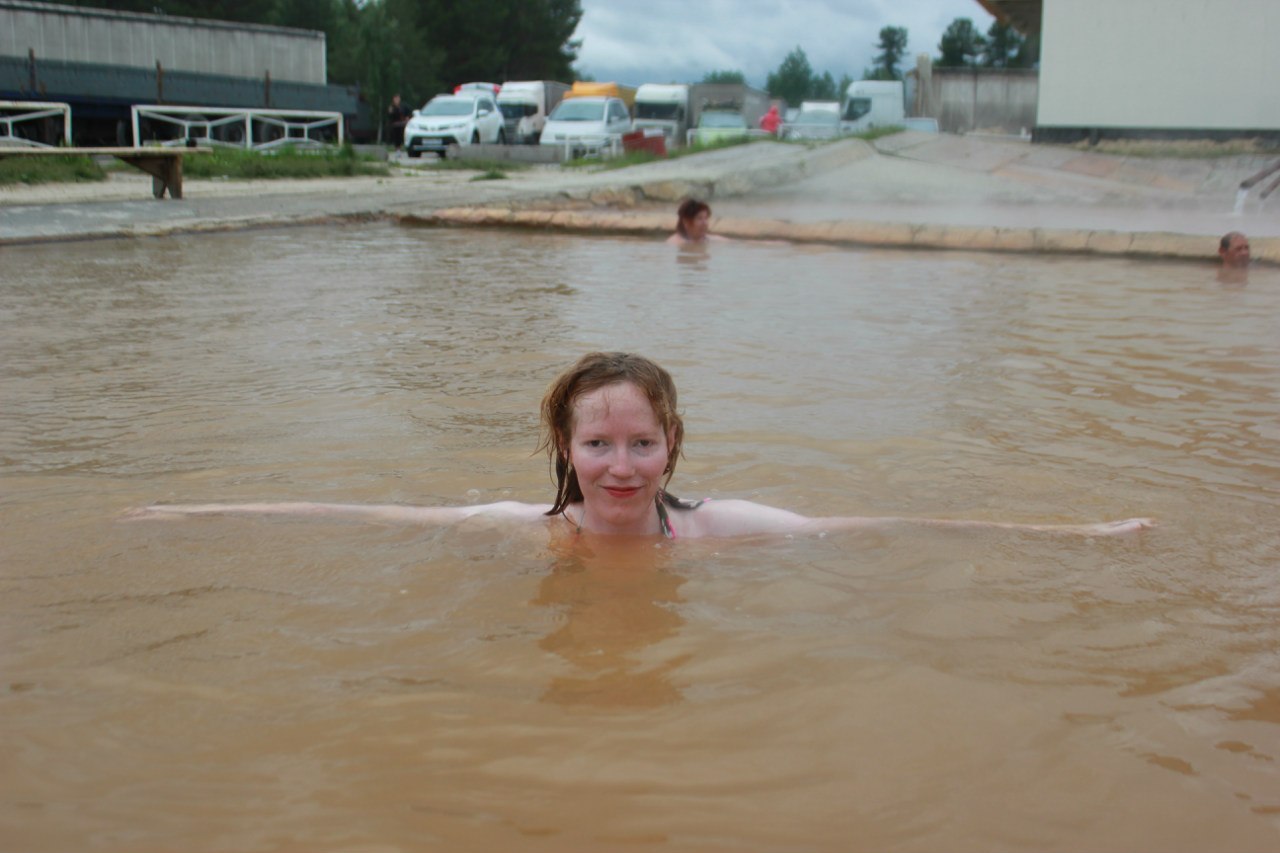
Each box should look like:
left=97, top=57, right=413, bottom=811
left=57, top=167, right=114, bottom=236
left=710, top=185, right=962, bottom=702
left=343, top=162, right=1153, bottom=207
left=676, top=498, right=810, bottom=538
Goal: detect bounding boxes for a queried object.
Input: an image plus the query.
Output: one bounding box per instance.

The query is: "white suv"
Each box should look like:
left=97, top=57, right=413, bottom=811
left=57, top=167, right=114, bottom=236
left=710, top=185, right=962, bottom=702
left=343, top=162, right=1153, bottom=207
left=405, top=93, right=505, bottom=158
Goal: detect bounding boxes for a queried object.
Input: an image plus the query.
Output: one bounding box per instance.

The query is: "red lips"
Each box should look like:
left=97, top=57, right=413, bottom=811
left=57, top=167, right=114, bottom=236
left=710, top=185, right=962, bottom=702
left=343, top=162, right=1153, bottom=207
left=602, top=486, right=641, bottom=499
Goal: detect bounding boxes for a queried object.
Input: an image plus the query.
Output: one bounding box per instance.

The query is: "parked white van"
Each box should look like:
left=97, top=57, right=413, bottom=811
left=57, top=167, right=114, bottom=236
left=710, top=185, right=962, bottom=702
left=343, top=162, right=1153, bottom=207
left=840, top=80, right=905, bottom=134
left=539, top=96, right=632, bottom=157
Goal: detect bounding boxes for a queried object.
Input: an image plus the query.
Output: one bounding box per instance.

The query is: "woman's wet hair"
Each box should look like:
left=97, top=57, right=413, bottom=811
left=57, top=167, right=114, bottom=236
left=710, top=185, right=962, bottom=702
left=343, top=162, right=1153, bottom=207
left=675, top=198, right=711, bottom=238
left=539, top=352, right=685, bottom=516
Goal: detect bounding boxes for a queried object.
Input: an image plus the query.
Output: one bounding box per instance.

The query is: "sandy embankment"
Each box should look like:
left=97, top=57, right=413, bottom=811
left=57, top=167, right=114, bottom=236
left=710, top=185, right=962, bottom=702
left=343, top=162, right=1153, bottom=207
left=3, top=136, right=1277, bottom=263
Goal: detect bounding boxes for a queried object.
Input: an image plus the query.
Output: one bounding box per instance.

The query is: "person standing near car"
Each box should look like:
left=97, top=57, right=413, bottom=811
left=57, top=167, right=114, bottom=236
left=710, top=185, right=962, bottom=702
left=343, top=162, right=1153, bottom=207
left=759, top=104, right=781, bottom=135
left=386, top=94, right=411, bottom=150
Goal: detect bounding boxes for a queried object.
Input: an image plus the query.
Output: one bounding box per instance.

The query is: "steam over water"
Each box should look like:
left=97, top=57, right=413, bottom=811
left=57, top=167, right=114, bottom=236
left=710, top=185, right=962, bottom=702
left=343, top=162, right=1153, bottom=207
left=3, top=223, right=1279, bottom=851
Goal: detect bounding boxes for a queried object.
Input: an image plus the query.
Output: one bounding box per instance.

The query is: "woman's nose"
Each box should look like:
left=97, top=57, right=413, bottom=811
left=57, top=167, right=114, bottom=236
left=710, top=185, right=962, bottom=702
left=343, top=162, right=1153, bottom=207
left=608, top=447, right=635, bottom=475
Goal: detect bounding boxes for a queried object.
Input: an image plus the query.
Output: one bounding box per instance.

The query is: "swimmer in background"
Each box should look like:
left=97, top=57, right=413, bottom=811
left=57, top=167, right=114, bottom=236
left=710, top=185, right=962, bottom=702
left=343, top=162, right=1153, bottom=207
left=127, top=352, right=1154, bottom=540
left=1217, top=231, right=1251, bottom=285
left=666, top=199, right=728, bottom=246
left=1219, top=231, right=1251, bottom=267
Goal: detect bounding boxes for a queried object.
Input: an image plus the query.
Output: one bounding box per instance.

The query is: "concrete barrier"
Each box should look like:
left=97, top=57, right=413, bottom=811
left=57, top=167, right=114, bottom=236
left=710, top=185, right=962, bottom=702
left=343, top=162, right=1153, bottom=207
left=402, top=206, right=1278, bottom=264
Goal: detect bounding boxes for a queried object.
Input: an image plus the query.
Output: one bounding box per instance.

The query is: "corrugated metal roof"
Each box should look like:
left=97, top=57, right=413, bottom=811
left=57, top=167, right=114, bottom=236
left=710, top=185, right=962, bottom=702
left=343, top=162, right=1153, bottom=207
left=974, top=0, right=1042, bottom=35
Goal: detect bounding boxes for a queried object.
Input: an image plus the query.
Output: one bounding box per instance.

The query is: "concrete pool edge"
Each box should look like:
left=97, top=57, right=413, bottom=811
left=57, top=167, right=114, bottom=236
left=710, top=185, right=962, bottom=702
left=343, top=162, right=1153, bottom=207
left=401, top=207, right=1280, bottom=265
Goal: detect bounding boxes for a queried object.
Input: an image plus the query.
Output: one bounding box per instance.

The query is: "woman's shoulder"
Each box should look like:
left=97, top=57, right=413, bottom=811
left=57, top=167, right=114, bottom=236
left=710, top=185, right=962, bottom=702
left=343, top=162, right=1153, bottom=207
left=669, top=497, right=809, bottom=538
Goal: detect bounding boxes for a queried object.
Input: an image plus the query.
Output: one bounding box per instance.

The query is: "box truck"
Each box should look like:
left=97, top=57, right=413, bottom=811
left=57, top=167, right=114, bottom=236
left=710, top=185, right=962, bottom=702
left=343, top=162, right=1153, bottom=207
left=564, top=81, right=637, bottom=111
left=497, top=80, right=570, bottom=144
left=686, top=82, right=770, bottom=145
left=633, top=83, right=689, bottom=147
left=839, top=80, right=905, bottom=134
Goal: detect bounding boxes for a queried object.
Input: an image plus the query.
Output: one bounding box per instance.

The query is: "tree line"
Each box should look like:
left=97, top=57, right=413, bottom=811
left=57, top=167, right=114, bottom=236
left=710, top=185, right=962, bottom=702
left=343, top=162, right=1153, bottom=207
left=712, top=17, right=1037, bottom=107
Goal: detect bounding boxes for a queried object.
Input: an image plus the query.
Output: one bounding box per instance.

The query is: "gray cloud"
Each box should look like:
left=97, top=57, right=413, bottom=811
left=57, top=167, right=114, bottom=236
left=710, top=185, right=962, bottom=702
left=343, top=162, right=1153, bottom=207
left=574, top=0, right=994, bottom=87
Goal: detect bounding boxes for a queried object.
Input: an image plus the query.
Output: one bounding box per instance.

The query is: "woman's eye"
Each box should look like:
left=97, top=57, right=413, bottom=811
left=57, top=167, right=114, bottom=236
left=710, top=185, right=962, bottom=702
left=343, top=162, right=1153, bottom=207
left=585, top=439, right=605, bottom=449
left=635, top=439, right=654, bottom=448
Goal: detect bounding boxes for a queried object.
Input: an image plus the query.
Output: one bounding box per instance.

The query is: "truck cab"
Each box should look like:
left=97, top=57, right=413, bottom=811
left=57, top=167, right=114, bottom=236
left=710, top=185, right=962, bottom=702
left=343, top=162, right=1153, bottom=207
left=633, top=83, right=690, bottom=147
left=497, top=80, right=569, bottom=144
left=840, top=80, right=905, bottom=135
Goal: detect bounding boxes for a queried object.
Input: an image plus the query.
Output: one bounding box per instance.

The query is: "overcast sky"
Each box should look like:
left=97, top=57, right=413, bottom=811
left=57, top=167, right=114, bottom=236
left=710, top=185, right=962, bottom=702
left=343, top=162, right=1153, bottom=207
left=573, top=0, right=994, bottom=88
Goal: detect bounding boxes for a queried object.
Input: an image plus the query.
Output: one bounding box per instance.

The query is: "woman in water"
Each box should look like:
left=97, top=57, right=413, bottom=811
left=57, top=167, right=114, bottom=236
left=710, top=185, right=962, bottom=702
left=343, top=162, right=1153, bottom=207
left=129, top=352, right=1154, bottom=538
left=666, top=199, right=725, bottom=246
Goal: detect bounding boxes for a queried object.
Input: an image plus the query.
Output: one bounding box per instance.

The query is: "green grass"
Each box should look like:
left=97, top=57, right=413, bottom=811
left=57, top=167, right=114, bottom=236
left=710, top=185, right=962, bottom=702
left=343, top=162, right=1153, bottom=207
left=0, top=154, right=107, bottom=185
left=855, top=125, right=905, bottom=142
left=469, top=167, right=508, bottom=181
left=563, top=134, right=761, bottom=171
left=182, top=144, right=390, bottom=179
left=776, top=125, right=905, bottom=148
left=560, top=127, right=904, bottom=171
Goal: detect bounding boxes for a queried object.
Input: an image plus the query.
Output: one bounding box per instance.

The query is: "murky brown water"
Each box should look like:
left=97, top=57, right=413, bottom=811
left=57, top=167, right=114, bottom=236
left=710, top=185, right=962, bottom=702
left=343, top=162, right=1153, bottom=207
left=2, top=223, right=1279, bottom=852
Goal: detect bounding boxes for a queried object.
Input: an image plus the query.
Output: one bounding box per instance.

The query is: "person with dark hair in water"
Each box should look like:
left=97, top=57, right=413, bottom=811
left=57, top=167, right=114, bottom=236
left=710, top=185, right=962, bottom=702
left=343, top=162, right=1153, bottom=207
left=128, top=352, right=1154, bottom=540
left=667, top=199, right=725, bottom=245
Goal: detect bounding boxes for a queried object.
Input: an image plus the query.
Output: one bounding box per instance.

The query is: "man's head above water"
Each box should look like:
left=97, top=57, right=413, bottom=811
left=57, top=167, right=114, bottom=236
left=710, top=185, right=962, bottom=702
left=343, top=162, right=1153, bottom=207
left=1219, top=231, right=1251, bottom=268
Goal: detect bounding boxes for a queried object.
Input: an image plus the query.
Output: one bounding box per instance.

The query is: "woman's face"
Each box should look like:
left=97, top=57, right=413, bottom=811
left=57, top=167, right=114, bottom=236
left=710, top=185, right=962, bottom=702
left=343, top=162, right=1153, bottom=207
left=568, top=381, right=672, bottom=535
left=684, top=210, right=710, bottom=241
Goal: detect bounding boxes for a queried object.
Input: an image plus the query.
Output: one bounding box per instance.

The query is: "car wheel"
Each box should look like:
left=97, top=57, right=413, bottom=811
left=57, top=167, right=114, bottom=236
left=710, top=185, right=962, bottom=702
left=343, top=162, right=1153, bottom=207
left=497, top=128, right=506, bottom=145
left=471, top=131, right=480, bottom=145
left=407, top=149, right=421, bottom=159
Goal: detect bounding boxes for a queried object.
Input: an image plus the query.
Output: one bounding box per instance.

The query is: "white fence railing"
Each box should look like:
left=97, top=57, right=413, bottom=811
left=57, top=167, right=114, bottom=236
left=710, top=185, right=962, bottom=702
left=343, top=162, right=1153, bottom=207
left=131, top=105, right=343, bottom=150
left=0, top=101, right=72, bottom=148
left=557, top=134, right=622, bottom=162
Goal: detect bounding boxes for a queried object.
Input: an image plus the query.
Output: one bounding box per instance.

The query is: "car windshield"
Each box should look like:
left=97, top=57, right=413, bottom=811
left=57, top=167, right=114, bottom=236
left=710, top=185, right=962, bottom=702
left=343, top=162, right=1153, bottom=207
left=699, top=112, right=746, bottom=129
left=636, top=102, right=680, bottom=120
left=422, top=98, right=474, bottom=117
left=794, top=110, right=838, bottom=126
left=843, top=97, right=871, bottom=121
left=549, top=100, right=606, bottom=122
left=499, top=102, right=537, bottom=119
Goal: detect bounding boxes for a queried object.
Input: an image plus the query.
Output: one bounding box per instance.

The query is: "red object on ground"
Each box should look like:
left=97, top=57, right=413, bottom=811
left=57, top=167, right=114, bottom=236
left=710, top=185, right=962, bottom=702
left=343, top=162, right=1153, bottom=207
left=622, top=131, right=667, bottom=156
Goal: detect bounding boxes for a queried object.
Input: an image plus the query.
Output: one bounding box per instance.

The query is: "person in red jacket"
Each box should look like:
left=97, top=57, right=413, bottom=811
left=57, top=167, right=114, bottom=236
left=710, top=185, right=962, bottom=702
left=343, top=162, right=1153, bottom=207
left=759, top=104, right=781, bottom=135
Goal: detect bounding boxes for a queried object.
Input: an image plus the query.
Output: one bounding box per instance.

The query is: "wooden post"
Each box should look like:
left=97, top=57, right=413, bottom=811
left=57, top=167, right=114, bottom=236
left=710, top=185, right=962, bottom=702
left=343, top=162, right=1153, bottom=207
left=915, top=54, right=933, bottom=119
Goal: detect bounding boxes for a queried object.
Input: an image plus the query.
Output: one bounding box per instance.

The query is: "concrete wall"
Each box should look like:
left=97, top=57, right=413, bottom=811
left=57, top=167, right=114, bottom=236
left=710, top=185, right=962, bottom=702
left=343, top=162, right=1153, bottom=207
left=0, top=0, right=327, bottom=85
left=937, top=68, right=1037, bottom=134
left=1037, top=0, right=1280, bottom=132
left=912, top=61, right=1038, bottom=135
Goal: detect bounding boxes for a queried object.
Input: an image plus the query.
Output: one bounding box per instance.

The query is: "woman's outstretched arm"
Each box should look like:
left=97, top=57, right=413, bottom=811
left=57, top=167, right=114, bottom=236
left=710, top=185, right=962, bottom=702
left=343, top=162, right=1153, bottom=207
left=806, top=514, right=1156, bottom=536
left=687, top=500, right=1155, bottom=538
left=122, top=500, right=551, bottom=525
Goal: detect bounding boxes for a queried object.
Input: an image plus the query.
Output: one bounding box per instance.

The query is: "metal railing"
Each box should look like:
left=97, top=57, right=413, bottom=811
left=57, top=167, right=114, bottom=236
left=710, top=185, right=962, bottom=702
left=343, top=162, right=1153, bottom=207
left=1235, top=159, right=1280, bottom=212
left=130, top=105, right=343, bottom=150
left=0, top=101, right=72, bottom=148
left=557, top=134, right=622, bottom=161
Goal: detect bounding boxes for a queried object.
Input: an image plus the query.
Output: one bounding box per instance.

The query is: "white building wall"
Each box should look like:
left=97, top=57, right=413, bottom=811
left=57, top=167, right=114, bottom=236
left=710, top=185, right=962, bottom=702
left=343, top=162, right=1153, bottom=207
left=0, top=1, right=327, bottom=85
left=1037, top=0, right=1280, bottom=130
